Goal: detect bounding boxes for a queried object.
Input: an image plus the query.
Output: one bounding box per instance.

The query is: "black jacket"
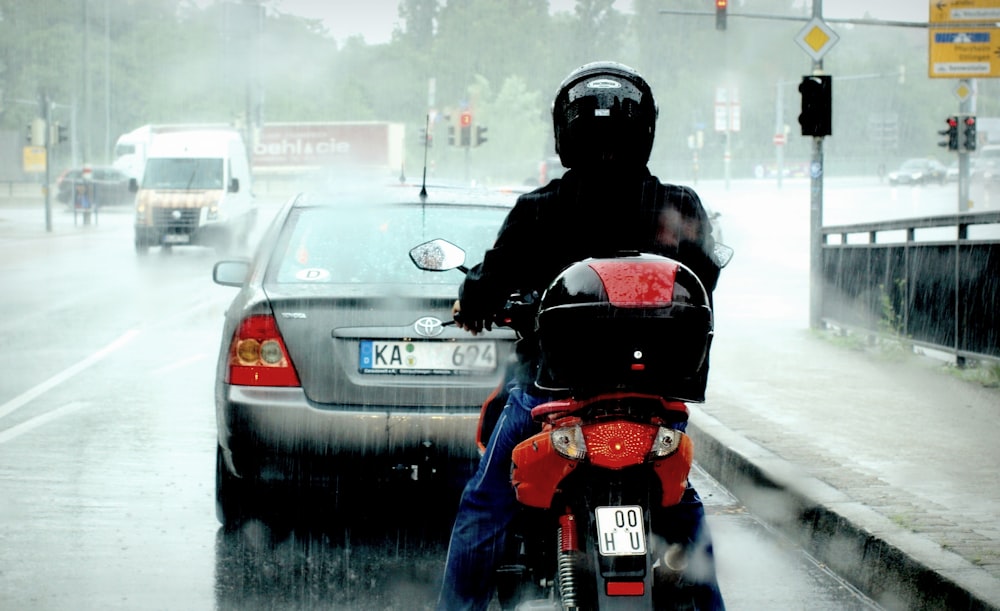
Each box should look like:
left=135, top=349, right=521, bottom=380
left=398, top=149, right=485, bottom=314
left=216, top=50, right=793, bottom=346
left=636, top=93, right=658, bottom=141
left=459, top=165, right=721, bottom=382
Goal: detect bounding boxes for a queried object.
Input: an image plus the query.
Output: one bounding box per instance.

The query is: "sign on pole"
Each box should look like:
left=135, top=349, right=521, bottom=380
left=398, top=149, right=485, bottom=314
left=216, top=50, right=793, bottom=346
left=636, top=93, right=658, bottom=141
left=795, top=17, right=839, bottom=62
left=928, top=0, right=1000, bottom=78
left=22, top=146, right=46, bottom=174
left=713, top=86, right=741, bottom=133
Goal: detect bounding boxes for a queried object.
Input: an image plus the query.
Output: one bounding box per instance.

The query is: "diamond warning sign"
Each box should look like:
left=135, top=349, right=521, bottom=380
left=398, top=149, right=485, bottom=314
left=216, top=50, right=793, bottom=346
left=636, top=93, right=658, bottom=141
left=795, top=17, right=840, bottom=62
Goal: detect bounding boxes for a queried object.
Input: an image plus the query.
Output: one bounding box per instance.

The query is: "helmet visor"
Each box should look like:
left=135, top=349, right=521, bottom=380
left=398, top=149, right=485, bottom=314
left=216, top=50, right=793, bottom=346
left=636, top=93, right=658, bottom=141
left=560, top=76, right=650, bottom=124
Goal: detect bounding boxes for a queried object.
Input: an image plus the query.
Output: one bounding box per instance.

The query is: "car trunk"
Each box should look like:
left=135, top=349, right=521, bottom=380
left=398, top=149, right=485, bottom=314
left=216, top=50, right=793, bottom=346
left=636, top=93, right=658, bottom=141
left=266, top=288, right=517, bottom=409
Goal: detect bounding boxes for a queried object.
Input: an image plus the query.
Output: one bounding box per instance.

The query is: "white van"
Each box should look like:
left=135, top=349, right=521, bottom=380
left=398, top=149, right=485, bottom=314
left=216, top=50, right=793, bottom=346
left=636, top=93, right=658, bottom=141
left=131, top=129, right=257, bottom=255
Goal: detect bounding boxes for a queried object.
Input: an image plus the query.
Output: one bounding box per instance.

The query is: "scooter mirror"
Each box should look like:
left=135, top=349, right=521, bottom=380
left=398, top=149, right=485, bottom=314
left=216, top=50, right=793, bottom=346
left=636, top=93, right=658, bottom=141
left=409, top=239, right=468, bottom=272
left=713, top=243, right=735, bottom=268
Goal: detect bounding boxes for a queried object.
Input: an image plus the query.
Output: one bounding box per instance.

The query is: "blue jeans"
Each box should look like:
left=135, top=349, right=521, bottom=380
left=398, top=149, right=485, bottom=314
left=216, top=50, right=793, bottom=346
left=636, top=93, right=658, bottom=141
left=437, top=384, right=725, bottom=610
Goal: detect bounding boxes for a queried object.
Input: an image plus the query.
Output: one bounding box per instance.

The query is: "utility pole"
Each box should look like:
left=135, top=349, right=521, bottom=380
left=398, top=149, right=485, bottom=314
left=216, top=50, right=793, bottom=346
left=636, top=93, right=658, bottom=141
left=958, top=79, right=975, bottom=212
left=40, top=91, right=53, bottom=232
left=774, top=78, right=785, bottom=189
left=793, top=0, right=838, bottom=330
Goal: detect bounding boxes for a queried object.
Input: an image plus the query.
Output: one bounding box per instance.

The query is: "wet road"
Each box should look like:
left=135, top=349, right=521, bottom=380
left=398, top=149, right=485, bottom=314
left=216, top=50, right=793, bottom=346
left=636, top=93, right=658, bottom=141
left=0, top=187, right=893, bottom=609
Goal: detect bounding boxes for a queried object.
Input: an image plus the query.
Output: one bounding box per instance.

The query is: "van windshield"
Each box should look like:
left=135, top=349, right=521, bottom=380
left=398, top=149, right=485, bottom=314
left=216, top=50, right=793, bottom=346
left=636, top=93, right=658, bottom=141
left=142, top=158, right=224, bottom=190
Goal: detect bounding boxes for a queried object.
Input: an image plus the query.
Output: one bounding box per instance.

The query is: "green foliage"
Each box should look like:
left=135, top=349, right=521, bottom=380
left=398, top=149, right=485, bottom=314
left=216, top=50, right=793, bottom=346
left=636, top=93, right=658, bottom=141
left=2, top=0, right=996, bottom=183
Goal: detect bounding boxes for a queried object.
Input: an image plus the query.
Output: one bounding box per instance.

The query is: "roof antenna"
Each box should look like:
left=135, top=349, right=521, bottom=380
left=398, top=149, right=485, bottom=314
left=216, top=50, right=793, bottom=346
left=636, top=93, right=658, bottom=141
left=419, top=113, right=429, bottom=201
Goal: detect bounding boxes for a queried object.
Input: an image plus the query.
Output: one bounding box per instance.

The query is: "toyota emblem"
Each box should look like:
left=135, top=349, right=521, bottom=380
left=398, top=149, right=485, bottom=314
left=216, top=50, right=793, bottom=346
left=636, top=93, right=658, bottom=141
left=414, top=316, right=444, bottom=337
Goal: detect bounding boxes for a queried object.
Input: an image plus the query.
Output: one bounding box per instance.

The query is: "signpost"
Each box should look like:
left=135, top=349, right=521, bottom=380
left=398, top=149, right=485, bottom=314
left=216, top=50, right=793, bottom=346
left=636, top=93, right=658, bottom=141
left=22, top=146, right=46, bottom=174
left=794, top=4, right=837, bottom=330
left=928, top=1, right=998, bottom=211
left=715, top=86, right=740, bottom=189
left=928, top=0, right=1000, bottom=79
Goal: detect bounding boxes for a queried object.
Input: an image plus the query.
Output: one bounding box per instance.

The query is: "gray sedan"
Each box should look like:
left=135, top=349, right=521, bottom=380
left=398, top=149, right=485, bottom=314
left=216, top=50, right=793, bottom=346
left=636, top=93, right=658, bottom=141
left=211, top=185, right=518, bottom=525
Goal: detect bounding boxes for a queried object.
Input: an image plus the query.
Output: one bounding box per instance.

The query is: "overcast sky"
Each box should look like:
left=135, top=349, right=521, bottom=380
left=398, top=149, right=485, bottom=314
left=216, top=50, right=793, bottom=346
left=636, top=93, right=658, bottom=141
left=272, top=0, right=930, bottom=47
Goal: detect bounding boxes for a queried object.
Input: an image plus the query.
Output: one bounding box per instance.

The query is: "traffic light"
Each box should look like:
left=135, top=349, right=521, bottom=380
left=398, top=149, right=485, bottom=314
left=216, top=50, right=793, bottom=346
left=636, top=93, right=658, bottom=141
left=448, top=125, right=456, bottom=146
left=460, top=111, right=472, bottom=147
left=476, top=125, right=488, bottom=146
left=962, top=115, right=977, bottom=151
left=50, top=121, right=68, bottom=146
left=418, top=126, right=432, bottom=147
left=29, top=118, right=47, bottom=146
left=797, top=75, right=832, bottom=137
left=715, top=0, right=727, bottom=31
left=938, top=116, right=959, bottom=151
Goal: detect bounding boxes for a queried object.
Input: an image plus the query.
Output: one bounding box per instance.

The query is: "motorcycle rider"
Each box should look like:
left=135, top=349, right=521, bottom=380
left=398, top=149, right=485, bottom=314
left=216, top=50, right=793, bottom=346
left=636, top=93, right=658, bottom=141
left=438, top=60, right=726, bottom=610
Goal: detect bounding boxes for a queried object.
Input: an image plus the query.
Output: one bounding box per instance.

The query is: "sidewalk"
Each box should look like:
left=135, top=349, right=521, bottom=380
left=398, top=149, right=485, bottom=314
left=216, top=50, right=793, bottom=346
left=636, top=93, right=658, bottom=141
left=0, top=192, right=131, bottom=239
left=693, top=315, right=1000, bottom=609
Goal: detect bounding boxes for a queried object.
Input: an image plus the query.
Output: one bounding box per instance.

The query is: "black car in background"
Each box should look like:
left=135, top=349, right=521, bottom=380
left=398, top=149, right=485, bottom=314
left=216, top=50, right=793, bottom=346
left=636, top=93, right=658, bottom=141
left=211, top=183, right=520, bottom=525
left=56, top=166, right=133, bottom=206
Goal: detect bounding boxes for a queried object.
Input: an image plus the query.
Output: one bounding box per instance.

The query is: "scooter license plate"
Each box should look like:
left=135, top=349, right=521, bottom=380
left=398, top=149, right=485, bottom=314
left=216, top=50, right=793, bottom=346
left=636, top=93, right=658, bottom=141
left=595, top=505, right=646, bottom=556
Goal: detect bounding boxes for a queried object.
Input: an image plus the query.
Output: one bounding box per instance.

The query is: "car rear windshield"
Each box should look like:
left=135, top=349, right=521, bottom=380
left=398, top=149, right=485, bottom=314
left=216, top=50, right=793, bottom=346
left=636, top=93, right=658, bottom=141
left=271, top=203, right=510, bottom=285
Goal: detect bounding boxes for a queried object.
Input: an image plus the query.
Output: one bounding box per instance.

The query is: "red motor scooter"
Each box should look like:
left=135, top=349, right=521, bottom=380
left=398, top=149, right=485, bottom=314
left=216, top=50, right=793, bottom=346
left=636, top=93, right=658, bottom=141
left=410, top=239, right=720, bottom=610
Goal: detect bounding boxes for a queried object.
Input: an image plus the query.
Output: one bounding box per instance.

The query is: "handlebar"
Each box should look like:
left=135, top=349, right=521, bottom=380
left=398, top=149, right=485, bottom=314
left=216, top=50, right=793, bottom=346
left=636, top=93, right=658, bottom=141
left=454, top=292, right=539, bottom=335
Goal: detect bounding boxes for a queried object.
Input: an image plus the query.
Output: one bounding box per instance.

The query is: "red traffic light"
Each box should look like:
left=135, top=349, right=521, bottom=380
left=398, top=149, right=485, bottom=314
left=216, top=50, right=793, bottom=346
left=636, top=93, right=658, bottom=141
left=964, top=116, right=976, bottom=126
left=947, top=117, right=958, bottom=127
left=715, top=0, right=727, bottom=30
left=460, top=112, right=472, bottom=127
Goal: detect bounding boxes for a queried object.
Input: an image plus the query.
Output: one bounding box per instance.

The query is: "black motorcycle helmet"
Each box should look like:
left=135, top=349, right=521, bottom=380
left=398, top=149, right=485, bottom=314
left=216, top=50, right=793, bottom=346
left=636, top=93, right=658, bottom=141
left=552, top=61, right=658, bottom=169
left=534, top=253, right=713, bottom=402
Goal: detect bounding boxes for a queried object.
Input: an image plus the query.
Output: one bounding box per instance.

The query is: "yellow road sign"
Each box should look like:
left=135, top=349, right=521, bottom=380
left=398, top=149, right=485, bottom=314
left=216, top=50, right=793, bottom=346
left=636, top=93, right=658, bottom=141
left=930, top=0, right=1000, bottom=24
left=22, top=146, right=46, bottom=173
left=795, top=17, right=839, bottom=62
left=929, top=28, right=1000, bottom=78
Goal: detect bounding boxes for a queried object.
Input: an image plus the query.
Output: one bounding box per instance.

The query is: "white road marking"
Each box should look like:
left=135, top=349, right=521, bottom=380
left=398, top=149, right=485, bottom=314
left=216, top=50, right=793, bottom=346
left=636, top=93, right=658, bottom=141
left=0, top=401, right=89, bottom=444
left=151, top=353, right=209, bottom=375
left=0, top=329, right=140, bottom=421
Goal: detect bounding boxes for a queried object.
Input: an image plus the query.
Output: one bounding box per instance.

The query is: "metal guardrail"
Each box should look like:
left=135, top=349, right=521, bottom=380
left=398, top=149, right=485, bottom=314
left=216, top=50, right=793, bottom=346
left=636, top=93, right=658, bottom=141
left=821, top=211, right=1000, bottom=365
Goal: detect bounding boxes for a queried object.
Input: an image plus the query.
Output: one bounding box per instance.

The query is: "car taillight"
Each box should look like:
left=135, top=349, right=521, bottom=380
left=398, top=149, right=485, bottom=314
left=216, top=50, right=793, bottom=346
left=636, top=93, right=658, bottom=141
left=227, top=314, right=300, bottom=387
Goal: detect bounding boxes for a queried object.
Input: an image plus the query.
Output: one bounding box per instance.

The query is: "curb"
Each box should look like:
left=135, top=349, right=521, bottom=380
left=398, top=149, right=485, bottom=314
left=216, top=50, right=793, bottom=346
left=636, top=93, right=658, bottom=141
left=687, top=408, right=1000, bottom=611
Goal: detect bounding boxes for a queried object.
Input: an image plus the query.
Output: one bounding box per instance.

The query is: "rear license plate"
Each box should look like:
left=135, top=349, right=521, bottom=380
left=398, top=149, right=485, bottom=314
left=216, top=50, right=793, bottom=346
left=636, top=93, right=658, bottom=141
left=359, top=340, right=497, bottom=374
left=595, top=505, right=646, bottom=556
left=162, top=234, right=190, bottom=244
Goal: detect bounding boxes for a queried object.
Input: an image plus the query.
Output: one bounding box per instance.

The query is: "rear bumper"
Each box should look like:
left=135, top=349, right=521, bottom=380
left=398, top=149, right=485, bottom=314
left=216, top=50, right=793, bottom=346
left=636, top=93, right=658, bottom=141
left=218, top=385, right=481, bottom=483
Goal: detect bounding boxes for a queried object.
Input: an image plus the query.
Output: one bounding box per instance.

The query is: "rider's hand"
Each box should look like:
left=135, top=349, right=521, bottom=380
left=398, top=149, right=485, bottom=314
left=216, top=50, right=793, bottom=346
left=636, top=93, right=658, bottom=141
left=452, top=299, right=491, bottom=336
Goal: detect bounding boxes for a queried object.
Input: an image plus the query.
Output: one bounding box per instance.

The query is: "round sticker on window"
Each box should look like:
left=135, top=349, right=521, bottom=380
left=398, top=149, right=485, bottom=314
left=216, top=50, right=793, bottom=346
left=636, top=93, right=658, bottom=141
left=295, top=268, right=330, bottom=281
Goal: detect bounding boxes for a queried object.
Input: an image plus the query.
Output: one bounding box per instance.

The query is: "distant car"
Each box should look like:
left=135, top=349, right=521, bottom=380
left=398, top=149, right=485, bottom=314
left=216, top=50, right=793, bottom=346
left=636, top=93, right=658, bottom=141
left=56, top=166, right=133, bottom=206
left=887, top=158, right=947, bottom=186
left=211, top=184, right=519, bottom=525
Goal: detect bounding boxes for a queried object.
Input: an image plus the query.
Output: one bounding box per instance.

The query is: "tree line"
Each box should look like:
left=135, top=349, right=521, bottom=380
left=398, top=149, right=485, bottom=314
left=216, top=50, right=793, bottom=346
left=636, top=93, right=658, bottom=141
left=1, top=0, right=995, bottom=183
